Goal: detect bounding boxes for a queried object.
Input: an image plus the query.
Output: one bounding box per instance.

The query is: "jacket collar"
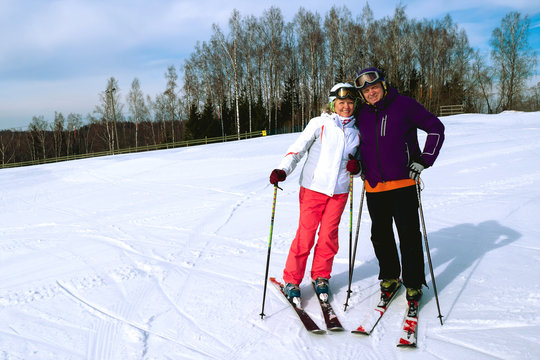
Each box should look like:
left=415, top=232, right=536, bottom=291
left=328, top=113, right=356, bottom=128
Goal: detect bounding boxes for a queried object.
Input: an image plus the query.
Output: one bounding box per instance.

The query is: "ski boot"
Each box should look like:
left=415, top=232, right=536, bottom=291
left=378, top=279, right=400, bottom=306
left=406, top=287, right=423, bottom=302
left=283, top=283, right=301, bottom=308
left=283, top=283, right=301, bottom=299
left=380, top=278, right=399, bottom=294
left=313, top=277, right=329, bottom=302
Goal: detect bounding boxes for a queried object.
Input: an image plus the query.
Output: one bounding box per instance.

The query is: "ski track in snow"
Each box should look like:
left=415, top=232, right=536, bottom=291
left=0, top=112, right=539, bottom=359
left=57, top=281, right=220, bottom=359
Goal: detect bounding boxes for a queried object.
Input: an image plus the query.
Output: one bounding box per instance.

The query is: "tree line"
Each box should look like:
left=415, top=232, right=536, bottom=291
left=1, top=5, right=538, bottom=166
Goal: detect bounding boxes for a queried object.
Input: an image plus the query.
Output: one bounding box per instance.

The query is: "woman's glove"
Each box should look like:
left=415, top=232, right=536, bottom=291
left=269, top=169, right=287, bottom=185
left=346, top=154, right=361, bottom=175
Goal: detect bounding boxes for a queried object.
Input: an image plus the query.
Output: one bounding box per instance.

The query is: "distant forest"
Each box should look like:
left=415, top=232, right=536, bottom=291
left=1, top=4, right=538, bottom=165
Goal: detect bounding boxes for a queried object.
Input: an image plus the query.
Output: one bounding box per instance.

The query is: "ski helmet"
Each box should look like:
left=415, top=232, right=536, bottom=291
left=354, top=67, right=387, bottom=102
left=329, top=83, right=358, bottom=111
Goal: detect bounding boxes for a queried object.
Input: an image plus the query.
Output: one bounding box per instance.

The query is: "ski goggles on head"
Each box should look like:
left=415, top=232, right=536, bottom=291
left=330, top=87, right=358, bottom=100
left=354, top=71, right=381, bottom=89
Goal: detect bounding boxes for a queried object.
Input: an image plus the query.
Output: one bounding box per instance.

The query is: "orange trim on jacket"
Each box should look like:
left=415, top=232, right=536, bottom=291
left=365, top=178, right=416, bottom=193
left=285, top=151, right=299, bottom=157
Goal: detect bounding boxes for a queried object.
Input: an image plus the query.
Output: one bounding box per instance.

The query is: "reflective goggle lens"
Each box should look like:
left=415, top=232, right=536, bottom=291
left=330, top=87, right=358, bottom=100
left=354, top=71, right=380, bottom=89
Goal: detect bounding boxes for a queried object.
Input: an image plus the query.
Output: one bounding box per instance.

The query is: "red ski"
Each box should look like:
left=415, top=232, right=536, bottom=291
left=312, top=282, right=344, bottom=332
left=352, top=283, right=401, bottom=335
left=269, top=277, right=325, bottom=334
left=397, top=300, right=419, bottom=347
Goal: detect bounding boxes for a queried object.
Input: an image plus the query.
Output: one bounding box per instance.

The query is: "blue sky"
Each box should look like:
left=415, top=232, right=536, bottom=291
left=1, top=0, right=539, bottom=130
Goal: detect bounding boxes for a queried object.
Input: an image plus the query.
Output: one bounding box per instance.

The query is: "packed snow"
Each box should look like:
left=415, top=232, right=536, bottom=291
left=1, top=111, right=539, bottom=360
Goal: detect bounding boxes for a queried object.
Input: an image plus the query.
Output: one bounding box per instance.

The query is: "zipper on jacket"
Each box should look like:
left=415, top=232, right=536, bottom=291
left=380, top=115, right=387, bottom=136
left=374, top=109, right=385, bottom=183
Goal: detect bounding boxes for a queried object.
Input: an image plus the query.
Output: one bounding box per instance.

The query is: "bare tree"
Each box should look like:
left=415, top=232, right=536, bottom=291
left=412, top=16, right=460, bottom=112
left=450, top=29, right=475, bottom=108
left=145, top=94, right=158, bottom=145
left=204, top=38, right=227, bottom=137
left=163, top=66, right=180, bottom=142
left=65, top=113, right=82, bottom=155
left=353, top=2, right=374, bottom=69
left=490, top=11, right=537, bottom=111
left=325, top=6, right=360, bottom=84
left=240, top=14, right=259, bottom=133
left=152, top=92, right=169, bottom=142
left=255, top=7, right=285, bottom=131
left=375, top=6, right=415, bottom=91
left=527, top=82, right=540, bottom=111
left=213, top=13, right=241, bottom=139
left=95, top=77, right=122, bottom=152
left=0, top=130, right=16, bottom=165
left=471, top=50, right=494, bottom=113
left=282, top=22, right=299, bottom=130
left=295, top=8, right=325, bottom=121
left=28, top=115, right=48, bottom=160
left=127, top=78, right=148, bottom=148
left=52, top=111, right=65, bottom=157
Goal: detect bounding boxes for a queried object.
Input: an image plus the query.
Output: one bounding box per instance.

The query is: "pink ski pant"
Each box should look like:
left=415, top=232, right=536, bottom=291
left=283, top=187, right=349, bottom=285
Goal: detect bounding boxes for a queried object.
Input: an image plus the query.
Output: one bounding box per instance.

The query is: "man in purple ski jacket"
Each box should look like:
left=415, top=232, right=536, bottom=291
left=354, top=67, right=445, bottom=302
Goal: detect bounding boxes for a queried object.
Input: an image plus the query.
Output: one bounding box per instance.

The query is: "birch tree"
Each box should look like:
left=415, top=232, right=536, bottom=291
left=127, top=78, right=148, bottom=148
left=52, top=111, right=65, bottom=157
left=490, top=11, right=536, bottom=111
left=28, top=115, right=48, bottom=160
left=212, top=11, right=241, bottom=139
left=164, top=66, right=180, bottom=142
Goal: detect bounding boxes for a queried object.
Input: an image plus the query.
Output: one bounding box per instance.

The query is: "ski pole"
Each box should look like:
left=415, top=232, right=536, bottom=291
left=260, top=184, right=280, bottom=319
left=347, top=175, right=353, bottom=301
left=416, top=181, right=444, bottom=325
left=344, top=181, right=365, bottom=311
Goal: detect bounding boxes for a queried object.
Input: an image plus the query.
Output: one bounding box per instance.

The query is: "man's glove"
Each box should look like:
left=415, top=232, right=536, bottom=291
left=269, top=169, right=287, bottom=185
left=346, top=154, right=361, bottom=175
left=409, top=162, right=425, bottom=181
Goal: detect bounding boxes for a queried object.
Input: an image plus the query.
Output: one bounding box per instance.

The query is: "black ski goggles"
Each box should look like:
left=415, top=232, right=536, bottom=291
left=330, top=87, right=358, bottom=100
left=354, top=71, right=381, bottom=89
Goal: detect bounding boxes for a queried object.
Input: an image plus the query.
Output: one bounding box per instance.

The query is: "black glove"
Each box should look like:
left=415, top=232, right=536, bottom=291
left=269, top=169, right=286, bottom=185
left=409, top=162, right=425, bottom=181
left=346, top=154, right=361, bottom=175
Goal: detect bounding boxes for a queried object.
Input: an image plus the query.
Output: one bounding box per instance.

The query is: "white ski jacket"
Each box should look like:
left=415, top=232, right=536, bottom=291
left=278, top=112, right=360, bottom=196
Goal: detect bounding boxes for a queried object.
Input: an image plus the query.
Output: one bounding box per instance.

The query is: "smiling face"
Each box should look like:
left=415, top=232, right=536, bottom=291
left=334, top=98, right=355, bottom=117
left=361, top=82, right=384, bottom=105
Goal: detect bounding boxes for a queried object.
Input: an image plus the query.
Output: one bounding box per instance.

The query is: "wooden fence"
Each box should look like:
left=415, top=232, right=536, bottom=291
left=439, top=104, right=464, bottom=117
left=1, top=130, right=267, bottom=169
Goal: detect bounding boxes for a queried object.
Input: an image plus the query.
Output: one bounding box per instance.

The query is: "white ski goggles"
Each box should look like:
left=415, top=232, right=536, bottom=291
left=354, top=71, right=381, bottom=89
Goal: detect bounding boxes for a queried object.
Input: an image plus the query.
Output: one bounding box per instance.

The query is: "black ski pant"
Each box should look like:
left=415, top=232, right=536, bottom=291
left=365, top=185, right=426, bottom=289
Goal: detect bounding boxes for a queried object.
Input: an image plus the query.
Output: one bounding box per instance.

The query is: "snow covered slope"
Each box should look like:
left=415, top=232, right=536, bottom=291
left=1, top=111, right=539, bottom=359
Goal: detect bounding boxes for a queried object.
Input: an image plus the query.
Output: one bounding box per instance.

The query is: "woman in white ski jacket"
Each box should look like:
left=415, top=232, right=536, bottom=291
left=269, top=83, right=362, bottom=299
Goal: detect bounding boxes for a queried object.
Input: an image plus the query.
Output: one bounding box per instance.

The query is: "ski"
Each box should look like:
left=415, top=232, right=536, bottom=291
left=269, top=277, right=326, bottom=334
left=351, top=282, right=402, bottom=335
left=397, top=300, right=419, bottom=347
left=312, top=282, right=344, bottom=332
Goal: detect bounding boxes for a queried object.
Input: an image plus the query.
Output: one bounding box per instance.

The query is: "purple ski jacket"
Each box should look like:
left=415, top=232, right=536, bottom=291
left=355, top=87, right=445, bottom=189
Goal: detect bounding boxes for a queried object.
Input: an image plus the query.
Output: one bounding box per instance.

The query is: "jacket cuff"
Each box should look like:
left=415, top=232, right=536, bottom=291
left=414, top=156, right=429, bottom=168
